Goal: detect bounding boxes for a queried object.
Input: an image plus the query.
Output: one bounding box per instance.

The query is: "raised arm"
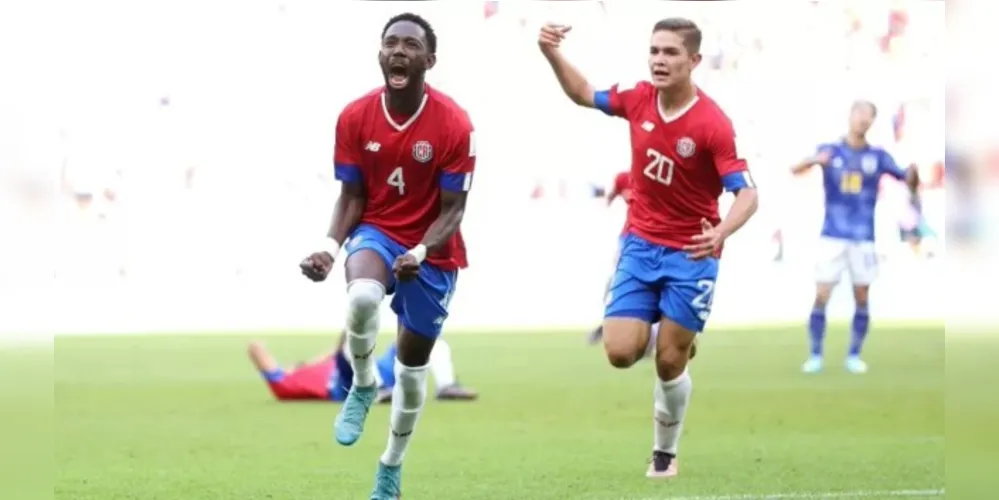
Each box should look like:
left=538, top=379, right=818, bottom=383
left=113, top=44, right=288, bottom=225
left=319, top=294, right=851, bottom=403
left=537, top=24, right=596, bottom=108
left=791, top=147, right=832, bottom=175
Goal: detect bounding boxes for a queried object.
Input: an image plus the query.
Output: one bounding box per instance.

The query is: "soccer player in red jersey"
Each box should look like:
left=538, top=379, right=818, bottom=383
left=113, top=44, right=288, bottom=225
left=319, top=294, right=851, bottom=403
left=539, top=18, right=758, bottom=478
left=298, top=13, right=476, bottom=499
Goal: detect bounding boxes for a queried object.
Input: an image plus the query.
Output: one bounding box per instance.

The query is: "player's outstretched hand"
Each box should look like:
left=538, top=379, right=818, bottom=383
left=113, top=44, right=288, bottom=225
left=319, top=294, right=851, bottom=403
left=393, top=254, right=421, bottom=281
left=684, top=219, right=723, bottom=260
left=299, top=252, right=334, bottom=282
left=538, top=23, right=572, bottom=54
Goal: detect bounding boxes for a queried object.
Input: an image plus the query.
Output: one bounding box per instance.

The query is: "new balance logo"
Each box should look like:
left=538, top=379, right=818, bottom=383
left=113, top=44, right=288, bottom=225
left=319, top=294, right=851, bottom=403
left=364, top=141, right=381, bottom=152
left=641, top=121, right=655, bottom=132
left=655, top=418, right=681, bottom=428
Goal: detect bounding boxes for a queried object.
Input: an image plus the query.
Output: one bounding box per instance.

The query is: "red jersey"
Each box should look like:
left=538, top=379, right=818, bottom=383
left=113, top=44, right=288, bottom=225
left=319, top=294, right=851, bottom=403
left=333, top=85, right=476, bottom=270
left=594, top=82, right=753, bottom=250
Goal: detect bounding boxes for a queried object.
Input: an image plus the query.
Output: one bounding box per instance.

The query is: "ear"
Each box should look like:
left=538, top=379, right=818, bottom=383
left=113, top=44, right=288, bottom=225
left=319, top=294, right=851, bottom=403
left=426, top=53, right=437, bottom=70
left=690, top=52, right=702, bottom=69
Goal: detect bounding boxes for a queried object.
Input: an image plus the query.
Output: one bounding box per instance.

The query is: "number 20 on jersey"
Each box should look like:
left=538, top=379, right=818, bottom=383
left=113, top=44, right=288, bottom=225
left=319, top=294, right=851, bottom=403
left=644, top=148, right=675, bottom=186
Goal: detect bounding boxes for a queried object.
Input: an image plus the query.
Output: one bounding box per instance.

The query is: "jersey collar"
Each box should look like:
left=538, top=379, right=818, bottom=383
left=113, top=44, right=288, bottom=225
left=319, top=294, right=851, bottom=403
left=381, top=91, right=429, bottom=132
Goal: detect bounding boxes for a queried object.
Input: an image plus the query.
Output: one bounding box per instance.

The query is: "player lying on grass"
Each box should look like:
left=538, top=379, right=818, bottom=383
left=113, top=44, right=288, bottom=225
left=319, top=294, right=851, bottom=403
left=791, top=100, right=918, bottom=374
left=541, top=18, right=758, bottom=479
left=248, top=336, right=478, bottom=402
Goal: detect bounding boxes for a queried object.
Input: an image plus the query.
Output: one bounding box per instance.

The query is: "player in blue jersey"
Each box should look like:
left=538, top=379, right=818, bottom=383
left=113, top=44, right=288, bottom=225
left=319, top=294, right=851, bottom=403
left=791, top=100, right=919, bottom=374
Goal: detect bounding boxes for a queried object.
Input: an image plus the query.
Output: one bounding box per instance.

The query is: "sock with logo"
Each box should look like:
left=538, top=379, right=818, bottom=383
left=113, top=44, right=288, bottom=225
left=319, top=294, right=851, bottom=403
left=379, top=361, right=429, bottom=466
left=653, top=369, right=692, bottom=454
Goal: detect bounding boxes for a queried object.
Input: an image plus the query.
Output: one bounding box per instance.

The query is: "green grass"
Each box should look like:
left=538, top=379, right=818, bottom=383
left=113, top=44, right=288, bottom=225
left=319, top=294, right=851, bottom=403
left=54, top=325, right=944, bottom=500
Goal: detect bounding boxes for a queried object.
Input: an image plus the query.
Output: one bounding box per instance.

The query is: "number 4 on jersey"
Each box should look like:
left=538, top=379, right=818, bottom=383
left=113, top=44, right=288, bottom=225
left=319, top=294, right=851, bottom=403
left=644, top=148, right=674, bottom=186
left=387, top=167, right=405, bottom=195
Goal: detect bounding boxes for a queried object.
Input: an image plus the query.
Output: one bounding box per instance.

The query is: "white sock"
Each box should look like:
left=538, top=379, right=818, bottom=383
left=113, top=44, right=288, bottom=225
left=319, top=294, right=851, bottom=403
left=653, top=369, right=692, bottom=455
left=429, top=339, right=456, bottom=390
left=380, top=360, right=428, bottom=466
left=643, top=323, right=659, bottom=359
left=344, top=279, right=384, bottom=388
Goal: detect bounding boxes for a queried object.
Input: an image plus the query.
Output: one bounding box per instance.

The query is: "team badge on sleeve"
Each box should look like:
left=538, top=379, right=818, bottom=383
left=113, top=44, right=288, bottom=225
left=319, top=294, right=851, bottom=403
left=413, top=140, right=433, bottom=163
left=676, top=137, right=696, bottom=158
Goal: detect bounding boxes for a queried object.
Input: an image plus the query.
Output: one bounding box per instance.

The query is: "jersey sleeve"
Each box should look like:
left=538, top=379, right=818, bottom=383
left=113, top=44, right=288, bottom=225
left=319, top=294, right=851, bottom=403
left=708, top=118, right=754, bottom=192
left=612, top=172, right=629, bottom=193
left=593, top=82, right=639, bottom=119
left=333, top=108, right=363, bottom=184
left=878, top=150, right=907, bottom=180
left=815, top=143, right=835, bottom=156
left=439, top=121, right=476, bottom=193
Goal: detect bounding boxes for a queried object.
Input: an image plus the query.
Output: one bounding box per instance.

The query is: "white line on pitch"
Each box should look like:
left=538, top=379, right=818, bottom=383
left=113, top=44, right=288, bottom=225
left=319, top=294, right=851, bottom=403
left=618, top=488, right=945, bottom=500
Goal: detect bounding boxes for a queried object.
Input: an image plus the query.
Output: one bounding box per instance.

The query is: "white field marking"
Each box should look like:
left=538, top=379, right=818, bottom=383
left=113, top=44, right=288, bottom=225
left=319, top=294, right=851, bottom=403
left=615, top=489, right=945, bottom=500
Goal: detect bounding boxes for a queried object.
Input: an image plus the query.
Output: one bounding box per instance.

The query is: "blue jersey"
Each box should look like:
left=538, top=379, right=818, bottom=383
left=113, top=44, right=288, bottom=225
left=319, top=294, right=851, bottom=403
left=817, top=141, right=907, bottom=241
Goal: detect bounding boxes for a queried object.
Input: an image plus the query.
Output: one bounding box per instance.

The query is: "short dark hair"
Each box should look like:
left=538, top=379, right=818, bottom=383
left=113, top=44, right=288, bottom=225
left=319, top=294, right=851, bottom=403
left=382, top=13, right=437, bottom=54
left=652, top=17, right=702, bottom=54
left=852, top=100, right=878, bottom=117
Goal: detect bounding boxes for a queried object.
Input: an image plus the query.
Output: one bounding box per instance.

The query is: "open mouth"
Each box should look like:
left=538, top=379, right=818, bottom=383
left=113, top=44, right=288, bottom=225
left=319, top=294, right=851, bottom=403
left=388, top=63, right=409, bottom=88
left=652, top=68, right=670, bottom=79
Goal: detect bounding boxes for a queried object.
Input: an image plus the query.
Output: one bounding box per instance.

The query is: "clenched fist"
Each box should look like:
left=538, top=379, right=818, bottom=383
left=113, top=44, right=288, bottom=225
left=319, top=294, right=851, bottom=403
left=299, top=251, right=334, bottom=282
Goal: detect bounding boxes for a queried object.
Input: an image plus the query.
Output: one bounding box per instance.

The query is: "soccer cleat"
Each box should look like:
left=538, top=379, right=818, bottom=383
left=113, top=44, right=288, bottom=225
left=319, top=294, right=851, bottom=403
left=436, top=382, right=478, bottom=401
left=370, top=461, right=402, bottom=500
left=646, top=450, right=679, bottom=478
left=334, top=385, right=377, bottom=446
left=587, top=325, right=604, bottom=345
left=845, top=356, right=868, bottom=374
left=801, top=356, right=823, bottom=374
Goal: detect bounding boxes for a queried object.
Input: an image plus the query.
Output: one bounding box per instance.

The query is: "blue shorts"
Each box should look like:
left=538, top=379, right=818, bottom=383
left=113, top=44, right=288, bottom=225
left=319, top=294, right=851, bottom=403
left=604, top=232, right=719, bottom=333
left=346, top=224, right=458, bottom=339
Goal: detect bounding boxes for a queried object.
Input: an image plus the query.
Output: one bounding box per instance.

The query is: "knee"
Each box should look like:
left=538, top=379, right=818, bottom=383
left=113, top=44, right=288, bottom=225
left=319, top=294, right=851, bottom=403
left=605, top=348, right=639, bottom=369
left=853, top=290, right=870, bottom=309
left=602, top=320, right=647, bottom=369
left=655, top=341, right=690, bottom=381
left=346, top=279, right=385, bottom=323
left=394, top=360, right=429, bottom=409
left=813, top=291, right=832, bottom=309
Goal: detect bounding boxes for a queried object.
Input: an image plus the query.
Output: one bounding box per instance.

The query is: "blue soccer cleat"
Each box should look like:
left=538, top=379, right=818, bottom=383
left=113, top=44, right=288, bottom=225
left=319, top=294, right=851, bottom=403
left=334, top=385, right=377, bottom=446
left=369, top=461, right=402, bottom=500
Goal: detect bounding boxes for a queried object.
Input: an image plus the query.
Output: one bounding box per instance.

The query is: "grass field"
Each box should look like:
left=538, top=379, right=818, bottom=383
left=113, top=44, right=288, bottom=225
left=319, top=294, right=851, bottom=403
left=53, top=325, right=944, bottom=500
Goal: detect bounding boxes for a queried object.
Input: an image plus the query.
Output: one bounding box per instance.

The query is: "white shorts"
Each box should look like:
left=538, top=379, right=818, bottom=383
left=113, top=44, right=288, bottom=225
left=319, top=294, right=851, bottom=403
left=814, top=237, right=879, bottom=286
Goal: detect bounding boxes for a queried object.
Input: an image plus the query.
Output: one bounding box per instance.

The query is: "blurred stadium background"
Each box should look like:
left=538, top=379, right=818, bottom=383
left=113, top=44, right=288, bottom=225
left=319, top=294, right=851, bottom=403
left=3, top=0, right=966, bottom=334
left=3, top=0, right=988, bottom=498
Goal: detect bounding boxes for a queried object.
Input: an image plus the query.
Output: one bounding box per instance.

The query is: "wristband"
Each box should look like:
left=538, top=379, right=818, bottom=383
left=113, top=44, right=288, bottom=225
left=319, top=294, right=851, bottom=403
left=406, top=244, right=427, bottom=264
left=320, top=238, right=341, bottom=260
